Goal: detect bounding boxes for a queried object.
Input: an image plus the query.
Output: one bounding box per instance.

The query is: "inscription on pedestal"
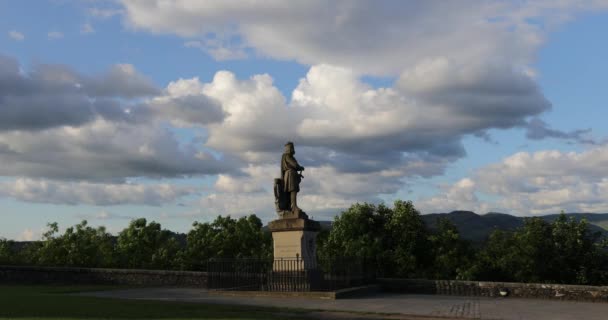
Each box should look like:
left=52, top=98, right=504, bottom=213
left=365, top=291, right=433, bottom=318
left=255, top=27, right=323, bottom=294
left=275, top=244, right=299, bottom=257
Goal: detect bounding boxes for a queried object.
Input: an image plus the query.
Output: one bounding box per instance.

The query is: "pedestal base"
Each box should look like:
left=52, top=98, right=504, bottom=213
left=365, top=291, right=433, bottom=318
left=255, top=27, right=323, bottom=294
left=268, top=218, right=320, bottom=271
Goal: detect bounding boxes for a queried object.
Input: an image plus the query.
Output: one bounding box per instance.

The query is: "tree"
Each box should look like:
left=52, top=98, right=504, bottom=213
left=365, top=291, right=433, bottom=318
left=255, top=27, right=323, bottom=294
left=427, top=218, right=474, bottom=280
left=35, top=221, right=115, bottom=267
left=469, top=213, right=608, bottom=285
left=512, top=217, right=556, bottom=282
left=183, top=215, right=271, bottom=270
left=467, top=229, right=519, bottom=282
left=319, top=200, right=431, bottom=278
left=550, top=213, right=606, bottom=284
left=116, top=218, right=181, bottom=269
left=0, top=238, right=17, bottom=265
left=385, top=200, right=431, bottom=277
left=318, top=203, right=388, bottom=263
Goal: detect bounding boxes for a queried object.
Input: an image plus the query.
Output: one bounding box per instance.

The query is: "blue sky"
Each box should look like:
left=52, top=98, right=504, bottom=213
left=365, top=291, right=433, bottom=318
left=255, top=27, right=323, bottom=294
left=1, top=1, right=608, bottom=240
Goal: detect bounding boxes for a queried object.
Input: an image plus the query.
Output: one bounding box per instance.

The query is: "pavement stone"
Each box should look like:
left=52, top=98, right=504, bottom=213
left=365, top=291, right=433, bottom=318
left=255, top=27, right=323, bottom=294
left=81, top=288, right=608, bottom=320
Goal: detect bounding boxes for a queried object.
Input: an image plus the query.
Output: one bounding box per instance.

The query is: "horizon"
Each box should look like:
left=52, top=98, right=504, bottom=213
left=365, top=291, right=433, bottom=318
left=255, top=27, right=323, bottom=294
left=6, top=209, right=608, bottom=241
left=1, top=1, right=608, bottom=241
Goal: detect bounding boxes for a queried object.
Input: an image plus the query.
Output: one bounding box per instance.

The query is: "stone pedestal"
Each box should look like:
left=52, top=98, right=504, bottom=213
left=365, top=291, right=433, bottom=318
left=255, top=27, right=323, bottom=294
left=268, top=218, right=320, bottom=271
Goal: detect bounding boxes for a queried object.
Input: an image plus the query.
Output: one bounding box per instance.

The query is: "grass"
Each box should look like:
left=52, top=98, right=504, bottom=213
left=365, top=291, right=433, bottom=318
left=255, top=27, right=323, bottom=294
left=0, top=285, right=312, bottom=320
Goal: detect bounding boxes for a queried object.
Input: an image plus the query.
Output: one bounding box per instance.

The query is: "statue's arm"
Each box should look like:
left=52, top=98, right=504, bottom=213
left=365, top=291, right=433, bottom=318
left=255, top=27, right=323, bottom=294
left=286, top=155, right=304, bottom=171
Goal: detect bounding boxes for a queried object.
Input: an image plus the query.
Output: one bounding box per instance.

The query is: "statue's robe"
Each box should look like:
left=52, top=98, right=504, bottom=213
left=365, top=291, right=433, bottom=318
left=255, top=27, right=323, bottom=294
left=281, top=153, right=303, bottom=193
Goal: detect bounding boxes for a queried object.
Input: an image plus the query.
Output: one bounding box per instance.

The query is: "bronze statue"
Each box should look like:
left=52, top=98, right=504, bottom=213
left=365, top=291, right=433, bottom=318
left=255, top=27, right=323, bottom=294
left=274, top=142, right=307, bottom=218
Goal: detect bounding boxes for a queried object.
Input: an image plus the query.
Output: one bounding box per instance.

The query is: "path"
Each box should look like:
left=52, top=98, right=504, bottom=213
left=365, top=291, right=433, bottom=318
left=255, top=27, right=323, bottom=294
left=82, top=288, right=607, bottom=319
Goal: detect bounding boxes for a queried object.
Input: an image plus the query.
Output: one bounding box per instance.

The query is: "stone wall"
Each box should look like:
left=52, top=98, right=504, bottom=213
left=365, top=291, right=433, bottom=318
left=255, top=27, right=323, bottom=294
left=3, top=265, right=607, bottom=302
left=379, top=278, right=608, bottom=302
left=0, top=265, right=207, bottom=287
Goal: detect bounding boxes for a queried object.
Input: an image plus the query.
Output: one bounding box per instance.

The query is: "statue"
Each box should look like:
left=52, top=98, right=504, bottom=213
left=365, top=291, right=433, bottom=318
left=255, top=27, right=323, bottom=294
left=274, top=142, right=307, bottom=219
left=269, top=142, right=320, bottom=267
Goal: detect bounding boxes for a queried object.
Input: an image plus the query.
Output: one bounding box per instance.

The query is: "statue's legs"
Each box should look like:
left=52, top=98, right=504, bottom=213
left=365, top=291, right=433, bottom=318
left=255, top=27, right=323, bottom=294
left=290, top=191, right=299, bottom=212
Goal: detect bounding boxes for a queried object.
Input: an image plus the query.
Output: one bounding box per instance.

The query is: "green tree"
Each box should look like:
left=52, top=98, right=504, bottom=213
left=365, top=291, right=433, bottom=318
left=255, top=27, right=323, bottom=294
left=184, top=215, right=271, bottom=270
left=512, top=217, right=555, bottom=282
left=469, top=213, right=608, bottom=285
left=0, top=238, right=17, bottom=265
left=550, top=213, right=606, bottom=284
left=467, top=229, right=519, bottom=282
left=385, top=200, right=431, bottom=277
left=319, top=200, right=430, bottom=278
left=427, top=218, right=474, bottom=280
left=469, top=218, right=555, bottom=283
left=318, top=203, right=388, bottom=263
left=116, top=218, right=181, bottom=269
left=34, top=221, right=114, bottom=267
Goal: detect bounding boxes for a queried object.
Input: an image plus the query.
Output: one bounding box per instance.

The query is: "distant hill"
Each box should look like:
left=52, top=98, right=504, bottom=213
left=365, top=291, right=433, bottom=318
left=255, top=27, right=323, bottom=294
left=313, top=211, right=608, bottom=244
left=421, top=211, right=523, bottom=243
left=422, top=211, right=608, bottom=243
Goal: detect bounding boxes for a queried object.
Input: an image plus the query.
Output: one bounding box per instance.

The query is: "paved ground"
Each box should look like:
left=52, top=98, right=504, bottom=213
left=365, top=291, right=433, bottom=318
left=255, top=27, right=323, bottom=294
left=82, top=288, right=608, bottom=320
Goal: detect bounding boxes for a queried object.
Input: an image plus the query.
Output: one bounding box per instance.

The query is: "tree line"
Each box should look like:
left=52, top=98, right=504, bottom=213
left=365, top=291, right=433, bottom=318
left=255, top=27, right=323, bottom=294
left=319, top=200, right=608, bottom=285
left=1, top=200, right=607, bottom=285
left=0, top=215, right=271, bottom=271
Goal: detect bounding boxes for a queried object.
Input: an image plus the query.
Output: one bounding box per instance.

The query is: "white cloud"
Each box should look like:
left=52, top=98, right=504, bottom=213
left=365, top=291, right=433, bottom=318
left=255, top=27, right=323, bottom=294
left=143, top=77, right=226, bottom=127
left=18, top=229, right=36, bottom=241
left=0, top=55, right=156, bottom=129
left=88, top=7, right=124, bottom=19
left=120, top=0, right=608, bottom=75
left=417, top=145, right=608, bottom=215
left=417, top=178, right=490, bottom=214
left=0, top=178, right=196, bottom=206
left=81, top=23, right=95, bottom=34
left=0, top=118, right=235, bottom=181
left=75, top=210, right=135, bottom=220
left=0, top=54, right=236, bottom=181
left=8, top=30, right=24, bottom=41
left=3, top=0, right=606, bottom=215
left=195, top=63, right=546, bottom=172
left=47, top=31, right=64, bottom=40
left=184, top=35, right=247, bottom=61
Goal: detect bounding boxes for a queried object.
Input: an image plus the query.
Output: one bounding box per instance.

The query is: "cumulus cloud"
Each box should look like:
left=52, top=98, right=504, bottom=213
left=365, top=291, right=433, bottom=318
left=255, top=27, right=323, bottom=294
left=85, top=64, right=158, bottom=98
left=0, top=53, right=238, bottom=182
left=191, top=64, right=546, bottom=174
left=417, top=145, right=608, bottom=215
left=1, top=1, right=605, bottom=214
left=0, top=51, right=584, bottom=214
left=120, top=0, right=608, bottom=75
left=202, top=71, right=294, bottom=157
left=8, top=30, right=24, bottom=41
left=141, top=77, right=226, bottom=127
left=0, top=55, right=157, bottom=131
left=145, top=61, right=558, bottom=217
left=0, top=118, right=236, bottom=181
left=0, top=178, right=195, bottom=206
left=416, top=178, right=491, bottom=214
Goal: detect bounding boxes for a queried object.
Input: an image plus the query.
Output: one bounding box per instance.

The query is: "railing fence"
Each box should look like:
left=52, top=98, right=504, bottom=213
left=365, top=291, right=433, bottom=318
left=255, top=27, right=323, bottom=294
left=207, top=257, right=375, bottom=292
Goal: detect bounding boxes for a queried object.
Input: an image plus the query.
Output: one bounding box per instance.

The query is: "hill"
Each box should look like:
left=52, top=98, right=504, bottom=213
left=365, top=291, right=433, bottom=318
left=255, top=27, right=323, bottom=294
left=422, top=211, right=608, bottom=243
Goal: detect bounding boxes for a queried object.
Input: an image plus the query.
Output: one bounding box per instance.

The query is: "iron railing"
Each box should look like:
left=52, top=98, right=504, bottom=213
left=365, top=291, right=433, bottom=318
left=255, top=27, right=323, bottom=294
left=206, top=257, right=375, bottom=292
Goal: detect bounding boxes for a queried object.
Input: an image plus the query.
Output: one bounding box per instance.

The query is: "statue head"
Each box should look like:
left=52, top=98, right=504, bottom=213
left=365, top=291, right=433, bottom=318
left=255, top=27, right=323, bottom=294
left=284, top=142, right=295, bottom=155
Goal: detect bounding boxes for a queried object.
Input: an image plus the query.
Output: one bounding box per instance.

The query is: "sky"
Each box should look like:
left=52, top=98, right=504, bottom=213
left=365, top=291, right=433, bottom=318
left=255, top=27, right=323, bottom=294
left=1, top=0, right=608, bottom=240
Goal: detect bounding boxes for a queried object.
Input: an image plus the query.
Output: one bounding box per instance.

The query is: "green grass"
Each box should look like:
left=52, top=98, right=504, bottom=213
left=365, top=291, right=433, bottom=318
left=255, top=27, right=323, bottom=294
left=0, top=285, right=311, bottom=320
